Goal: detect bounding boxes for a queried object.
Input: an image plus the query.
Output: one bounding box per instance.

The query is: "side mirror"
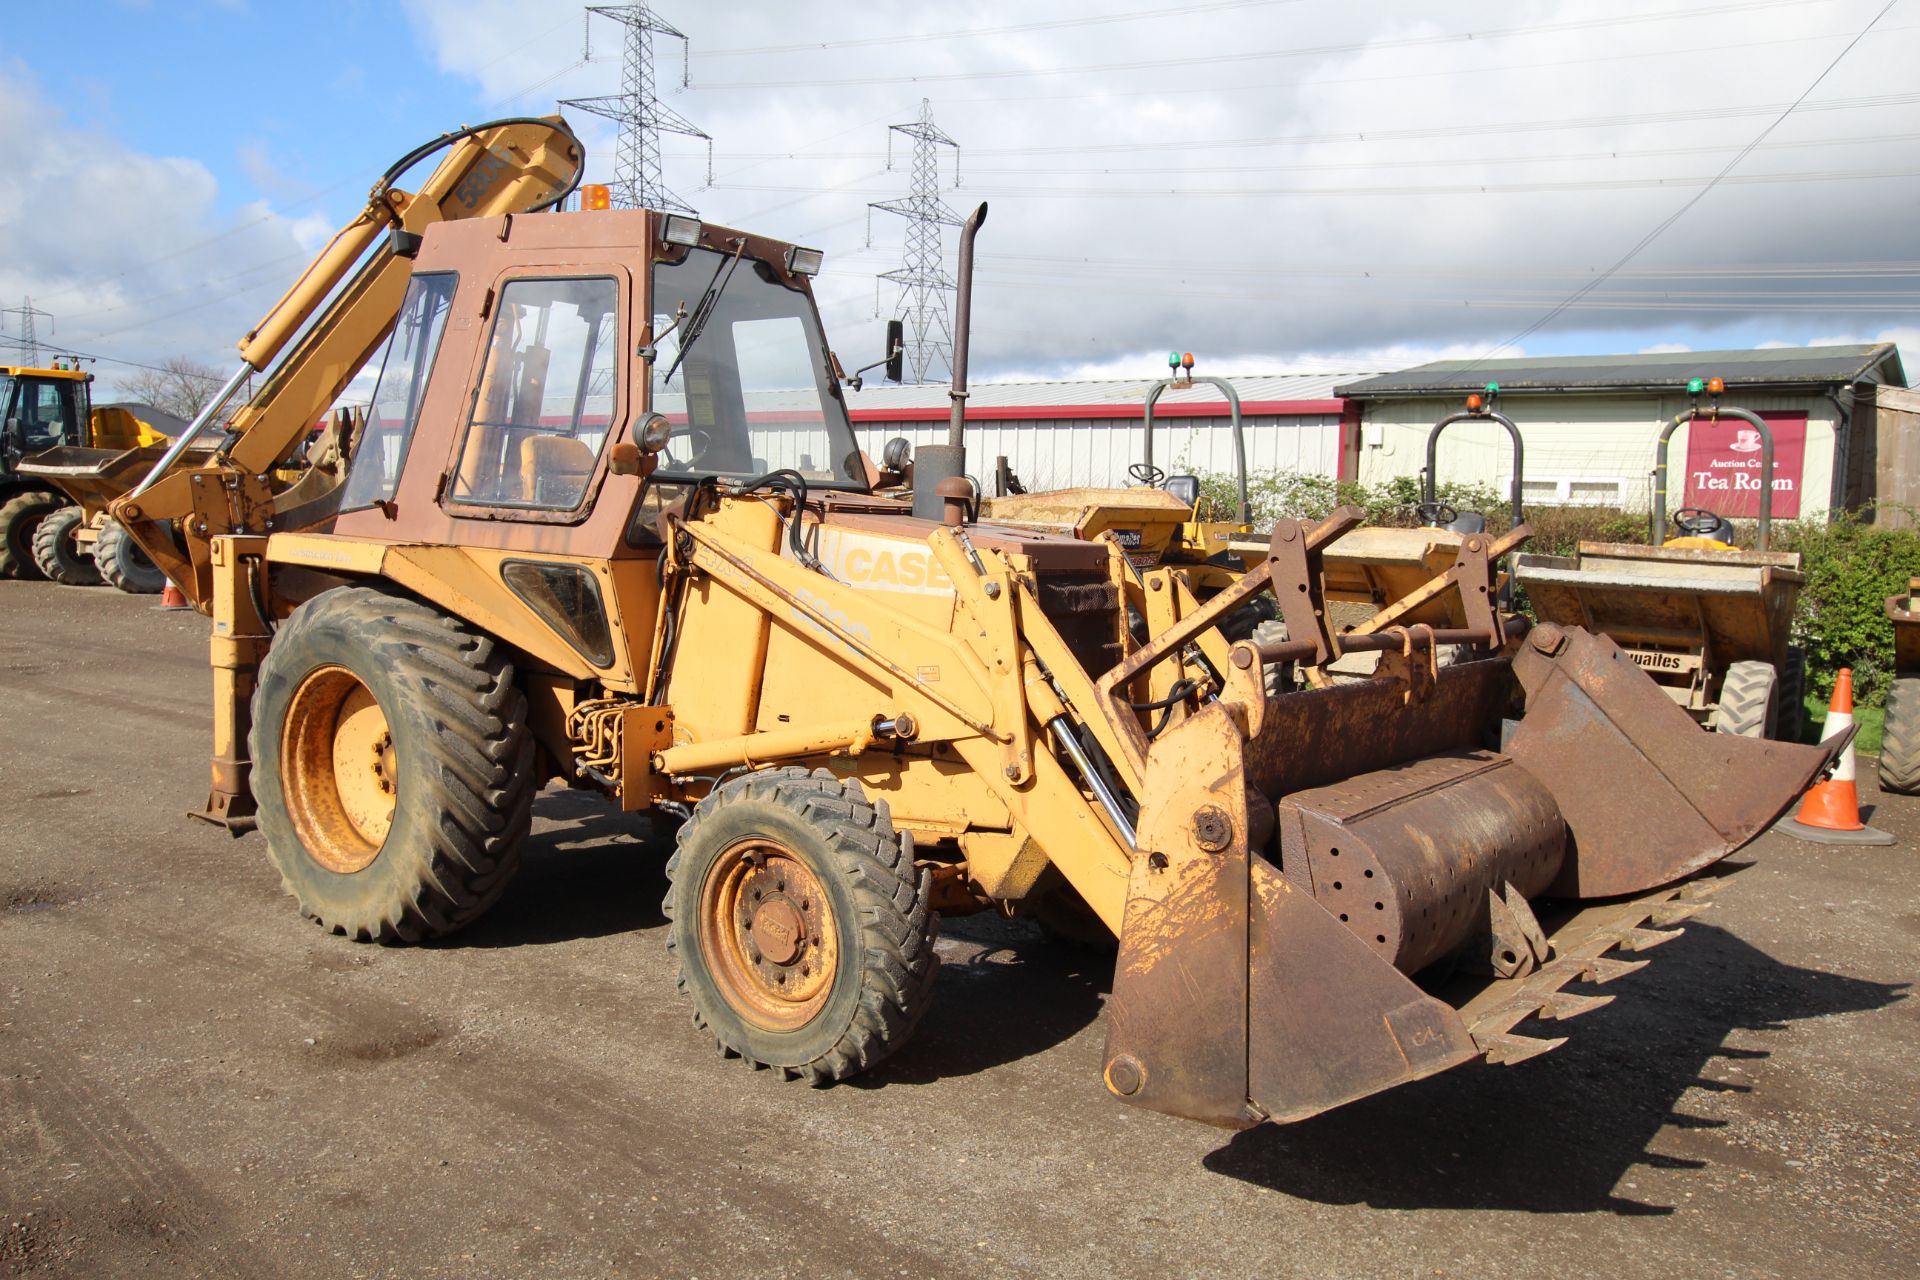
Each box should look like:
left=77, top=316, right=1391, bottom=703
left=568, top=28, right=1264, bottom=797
left=885, top=319, right=904, bottom=383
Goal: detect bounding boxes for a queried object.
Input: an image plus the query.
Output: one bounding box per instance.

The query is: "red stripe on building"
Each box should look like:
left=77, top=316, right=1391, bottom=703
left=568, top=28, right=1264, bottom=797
left=846, top=399, right=1347, bottom=423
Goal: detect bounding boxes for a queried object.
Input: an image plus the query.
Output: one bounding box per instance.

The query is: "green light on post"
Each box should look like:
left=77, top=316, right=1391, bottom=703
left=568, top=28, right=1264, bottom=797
left=1168, top=351, right=1181, bottom=369
left=1484, top=382, right=1499, bottom=396
left=1687, top=377, right=1705, bottom=395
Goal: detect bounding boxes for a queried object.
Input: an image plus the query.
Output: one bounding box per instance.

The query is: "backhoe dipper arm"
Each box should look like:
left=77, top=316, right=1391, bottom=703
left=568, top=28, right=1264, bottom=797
left=112, top=117, right=584, bottom=605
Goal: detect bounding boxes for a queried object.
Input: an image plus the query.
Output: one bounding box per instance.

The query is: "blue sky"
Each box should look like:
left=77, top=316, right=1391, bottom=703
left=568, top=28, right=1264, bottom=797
left=2, top=0, right=1915, bottom=393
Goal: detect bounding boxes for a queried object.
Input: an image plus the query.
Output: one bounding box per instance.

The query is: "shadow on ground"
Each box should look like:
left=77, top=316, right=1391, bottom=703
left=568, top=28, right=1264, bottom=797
left=1203, top=922, right=1906, bottom=1214
left=859, top=913, right=1111, bottom=1087
left=440, top=788, right=675, bottom=948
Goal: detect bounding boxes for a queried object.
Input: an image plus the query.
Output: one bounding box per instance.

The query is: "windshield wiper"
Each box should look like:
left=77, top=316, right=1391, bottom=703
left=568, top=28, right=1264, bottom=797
left=661, top=238, right=748, bottom=387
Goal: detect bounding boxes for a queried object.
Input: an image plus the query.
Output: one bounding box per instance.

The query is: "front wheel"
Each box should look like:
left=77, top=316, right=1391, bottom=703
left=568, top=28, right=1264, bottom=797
left=249, top=587, right=534, bottom=942
left=31, top=507, right=102, bottom=585
left=664, top=768, right=938, bottom=1083
left=95, top=518, right=167, bottom=594
left=1878, top=675, right=1920, bottom=795
left=0, top=491, right=65, bottom=581
left=1714, top=660, right=1777, bottom=739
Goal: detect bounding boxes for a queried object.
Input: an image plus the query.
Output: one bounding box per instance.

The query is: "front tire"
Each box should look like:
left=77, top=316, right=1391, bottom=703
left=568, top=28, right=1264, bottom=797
left=249, top=587, right=534, bottom=942
left=31, top=507, right=103, bottom=585
left=664, top=768, right=938, bottom=1083
left=95, top=518, right=167, bottom=594
left=1878, top=675, right=1920, bottom=795
left=0, top=491, right=65, bottom=581
left=1714, top=660, right=1777, bottom=739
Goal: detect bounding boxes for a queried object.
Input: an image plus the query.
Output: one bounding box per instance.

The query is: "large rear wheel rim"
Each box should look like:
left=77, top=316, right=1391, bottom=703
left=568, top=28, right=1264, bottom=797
left=697, top=838, right=838, bottom=1032
left=280, top=665, right=396, bottom=873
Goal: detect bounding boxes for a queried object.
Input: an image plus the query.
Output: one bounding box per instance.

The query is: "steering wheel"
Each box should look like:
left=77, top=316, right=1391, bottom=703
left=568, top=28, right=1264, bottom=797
left=664, top=425, right=713, bottom=468
left=1414, top=500, right=1458, bottom=528
left=1128, top=462, right=1167, bottom=487
left=1673, top=507, right=1724, bottom=536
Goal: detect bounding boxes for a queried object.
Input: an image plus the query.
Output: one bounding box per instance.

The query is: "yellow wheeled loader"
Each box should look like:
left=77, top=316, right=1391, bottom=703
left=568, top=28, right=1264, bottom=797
left=0, top=360, right=165, bottom=583
left=140, top=118, right=1839, bottom=1129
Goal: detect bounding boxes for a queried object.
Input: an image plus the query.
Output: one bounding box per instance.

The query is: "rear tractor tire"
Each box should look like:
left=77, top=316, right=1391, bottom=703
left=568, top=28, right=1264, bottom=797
left=249, top=587, right=534, bottom=942
left=1878, top=675, right=1920, bottom=795
left=94, top=518, right=167, bottom=594
left=1714, top=660, right=1777, bottom=739
left=31, top=507, right=103, bottom=586
left=664, top=768, right=939, bottom=1083
left=0, top=491, right=66, bottom=581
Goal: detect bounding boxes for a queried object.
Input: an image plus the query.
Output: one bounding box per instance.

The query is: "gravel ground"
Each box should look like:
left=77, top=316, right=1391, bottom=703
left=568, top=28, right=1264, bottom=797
left=1, top=579, right=1914, bottom=1279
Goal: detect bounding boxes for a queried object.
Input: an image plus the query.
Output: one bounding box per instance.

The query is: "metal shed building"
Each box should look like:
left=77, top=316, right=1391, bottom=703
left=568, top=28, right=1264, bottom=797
left=841, top=373, right=1366, bottom=493
left=1337, top=345, right=1907, bottom=523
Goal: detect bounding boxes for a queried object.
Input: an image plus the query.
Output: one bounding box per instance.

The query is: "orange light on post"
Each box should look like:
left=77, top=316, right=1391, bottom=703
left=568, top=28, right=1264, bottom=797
left=581, top=183, right=612, bottom=211
left=1706, top=376, right=1725, bottom=395
left=1466, top=393, right=1483, bottom=412
left=1181, top=352, right=1195, bottom=369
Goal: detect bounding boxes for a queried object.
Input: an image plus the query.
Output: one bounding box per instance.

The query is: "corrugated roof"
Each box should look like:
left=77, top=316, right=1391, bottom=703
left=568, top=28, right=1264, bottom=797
left=844, top=371, right=1366, bottom=412
left=1336, top=343, right=1905, bottom=397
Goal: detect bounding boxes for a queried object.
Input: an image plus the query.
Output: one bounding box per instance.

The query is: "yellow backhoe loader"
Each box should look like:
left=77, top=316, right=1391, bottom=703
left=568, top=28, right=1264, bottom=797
left=139, top=118, right=1838, bottom=1129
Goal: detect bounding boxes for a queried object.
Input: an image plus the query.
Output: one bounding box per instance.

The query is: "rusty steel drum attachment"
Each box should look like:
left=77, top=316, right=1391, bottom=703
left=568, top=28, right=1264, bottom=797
left=1102, top=508, right=1839, bottom=1127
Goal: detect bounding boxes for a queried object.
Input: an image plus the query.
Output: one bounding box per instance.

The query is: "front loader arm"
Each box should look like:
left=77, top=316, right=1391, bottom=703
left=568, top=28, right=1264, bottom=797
left=112, top=118, right=584, bottom=609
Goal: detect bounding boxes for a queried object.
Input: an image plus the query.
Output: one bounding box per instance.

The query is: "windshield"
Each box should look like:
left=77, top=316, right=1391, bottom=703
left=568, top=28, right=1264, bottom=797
left=649, top=248, right=865, bottom=489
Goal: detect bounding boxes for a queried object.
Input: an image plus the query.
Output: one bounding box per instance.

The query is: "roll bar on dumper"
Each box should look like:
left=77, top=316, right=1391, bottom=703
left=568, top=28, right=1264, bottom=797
left=150, top=117, right=1843, bottom=1131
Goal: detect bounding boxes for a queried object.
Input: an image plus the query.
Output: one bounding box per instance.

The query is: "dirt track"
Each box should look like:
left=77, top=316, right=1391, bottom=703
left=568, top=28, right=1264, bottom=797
left=1, top=579, right=1915, bottom=1279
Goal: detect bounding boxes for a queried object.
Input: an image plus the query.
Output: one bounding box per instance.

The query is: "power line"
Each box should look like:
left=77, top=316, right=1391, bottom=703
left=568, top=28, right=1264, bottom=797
left=716, top=164, right=1920, bottom=200
left=1465, top=0, right=1903, bottom=364
left=689, top=0, right=1837, bottom=90
left=694, top=0, right=1309, bottom=57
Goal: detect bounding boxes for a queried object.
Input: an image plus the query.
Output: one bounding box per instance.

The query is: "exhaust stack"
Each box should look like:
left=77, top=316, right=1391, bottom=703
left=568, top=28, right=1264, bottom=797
left=913, top=202, right=988, bottom=522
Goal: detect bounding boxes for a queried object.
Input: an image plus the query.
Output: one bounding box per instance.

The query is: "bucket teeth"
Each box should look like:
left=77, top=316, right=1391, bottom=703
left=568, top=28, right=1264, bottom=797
left=1539, top=990, right=1614, bottom=1021
left=1577, top=955, right=1650, bottom=984
left=1477, top=1031, right=1567, bottom=1066
left=1616, top=925, right=1684, bottom=952
left=1651, top=899, right=1713, bottom=926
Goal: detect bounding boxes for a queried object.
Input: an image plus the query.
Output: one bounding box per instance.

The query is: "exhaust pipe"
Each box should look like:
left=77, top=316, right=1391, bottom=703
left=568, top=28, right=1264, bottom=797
left=913, top=202, right=988, bottom=522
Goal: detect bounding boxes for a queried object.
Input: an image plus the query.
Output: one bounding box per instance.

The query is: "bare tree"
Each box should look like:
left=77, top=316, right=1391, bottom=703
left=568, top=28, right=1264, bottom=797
left=112, top=356, right=230, bottom=423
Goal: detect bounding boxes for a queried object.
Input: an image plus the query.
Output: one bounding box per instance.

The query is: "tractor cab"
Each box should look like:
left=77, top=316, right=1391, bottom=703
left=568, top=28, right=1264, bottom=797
left=0, top=362, right=91, bottom=468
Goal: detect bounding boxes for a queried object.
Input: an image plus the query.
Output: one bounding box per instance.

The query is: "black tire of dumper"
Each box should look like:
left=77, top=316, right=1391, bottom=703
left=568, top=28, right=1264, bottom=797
left=30, top=506, right=101, bottom=585
left=249, top=587, right=534, bottom=943
left=94, top=518, right=167, bottom=594
left=1775, top=646, right=1807, bottom=741
left=0, top=491, right=65, bottom=581
left=1877, top=675, right=1920, bottom=795
left=664, top=767, right=939, bottom=1084
left=1714, top=660, right=1777, bottom=739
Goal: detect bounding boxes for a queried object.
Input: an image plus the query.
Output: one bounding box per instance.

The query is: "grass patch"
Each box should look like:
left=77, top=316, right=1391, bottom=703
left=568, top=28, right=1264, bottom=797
left=1803, top=694, right=1882, bottom=756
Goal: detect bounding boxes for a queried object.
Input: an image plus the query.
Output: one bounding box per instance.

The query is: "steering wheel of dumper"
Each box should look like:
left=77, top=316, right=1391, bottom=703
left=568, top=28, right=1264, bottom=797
left=1414, top=500, right=1458, bottom=528
left=1128, top=462, right=1167, bottom=487
left=1673, top=507, right=1725, bottom=537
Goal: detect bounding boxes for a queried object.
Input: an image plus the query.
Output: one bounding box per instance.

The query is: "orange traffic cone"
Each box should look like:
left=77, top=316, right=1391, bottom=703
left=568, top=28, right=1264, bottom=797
left=158, top=581, right=190, bottom=611
left=1779, top=668, right=1895, bottom=846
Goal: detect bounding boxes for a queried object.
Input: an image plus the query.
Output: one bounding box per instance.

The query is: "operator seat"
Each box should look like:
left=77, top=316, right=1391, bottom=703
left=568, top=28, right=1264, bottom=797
left=1162, top=474, right=1201, bottom=509
left=519, top=434, right=597, bottom=507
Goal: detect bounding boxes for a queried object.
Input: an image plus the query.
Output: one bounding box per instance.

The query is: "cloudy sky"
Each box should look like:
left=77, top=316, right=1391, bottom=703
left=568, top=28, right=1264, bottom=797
left=3, top=0, right=1916, bottom=397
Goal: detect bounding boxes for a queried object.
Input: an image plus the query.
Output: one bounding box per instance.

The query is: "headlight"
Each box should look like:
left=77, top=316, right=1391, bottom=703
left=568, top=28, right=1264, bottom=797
left=882, top=437, right=912, bottom=471
left=638, top=413, right=673, bottom=454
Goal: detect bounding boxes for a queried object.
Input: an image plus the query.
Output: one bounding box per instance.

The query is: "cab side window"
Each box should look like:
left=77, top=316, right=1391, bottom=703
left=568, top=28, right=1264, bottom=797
left=341, top=272, right=456, bottom=511
left=449, top=277, right=619, bottom=512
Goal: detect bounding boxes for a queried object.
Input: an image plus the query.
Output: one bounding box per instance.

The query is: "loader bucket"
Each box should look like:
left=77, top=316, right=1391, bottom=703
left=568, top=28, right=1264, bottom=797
left=1104, top=621, right=1838, bottom=1128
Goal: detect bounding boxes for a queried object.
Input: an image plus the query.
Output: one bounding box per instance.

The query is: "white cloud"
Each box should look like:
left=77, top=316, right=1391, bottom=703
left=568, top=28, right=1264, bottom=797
left=0, top=70, right=337, bottom=397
